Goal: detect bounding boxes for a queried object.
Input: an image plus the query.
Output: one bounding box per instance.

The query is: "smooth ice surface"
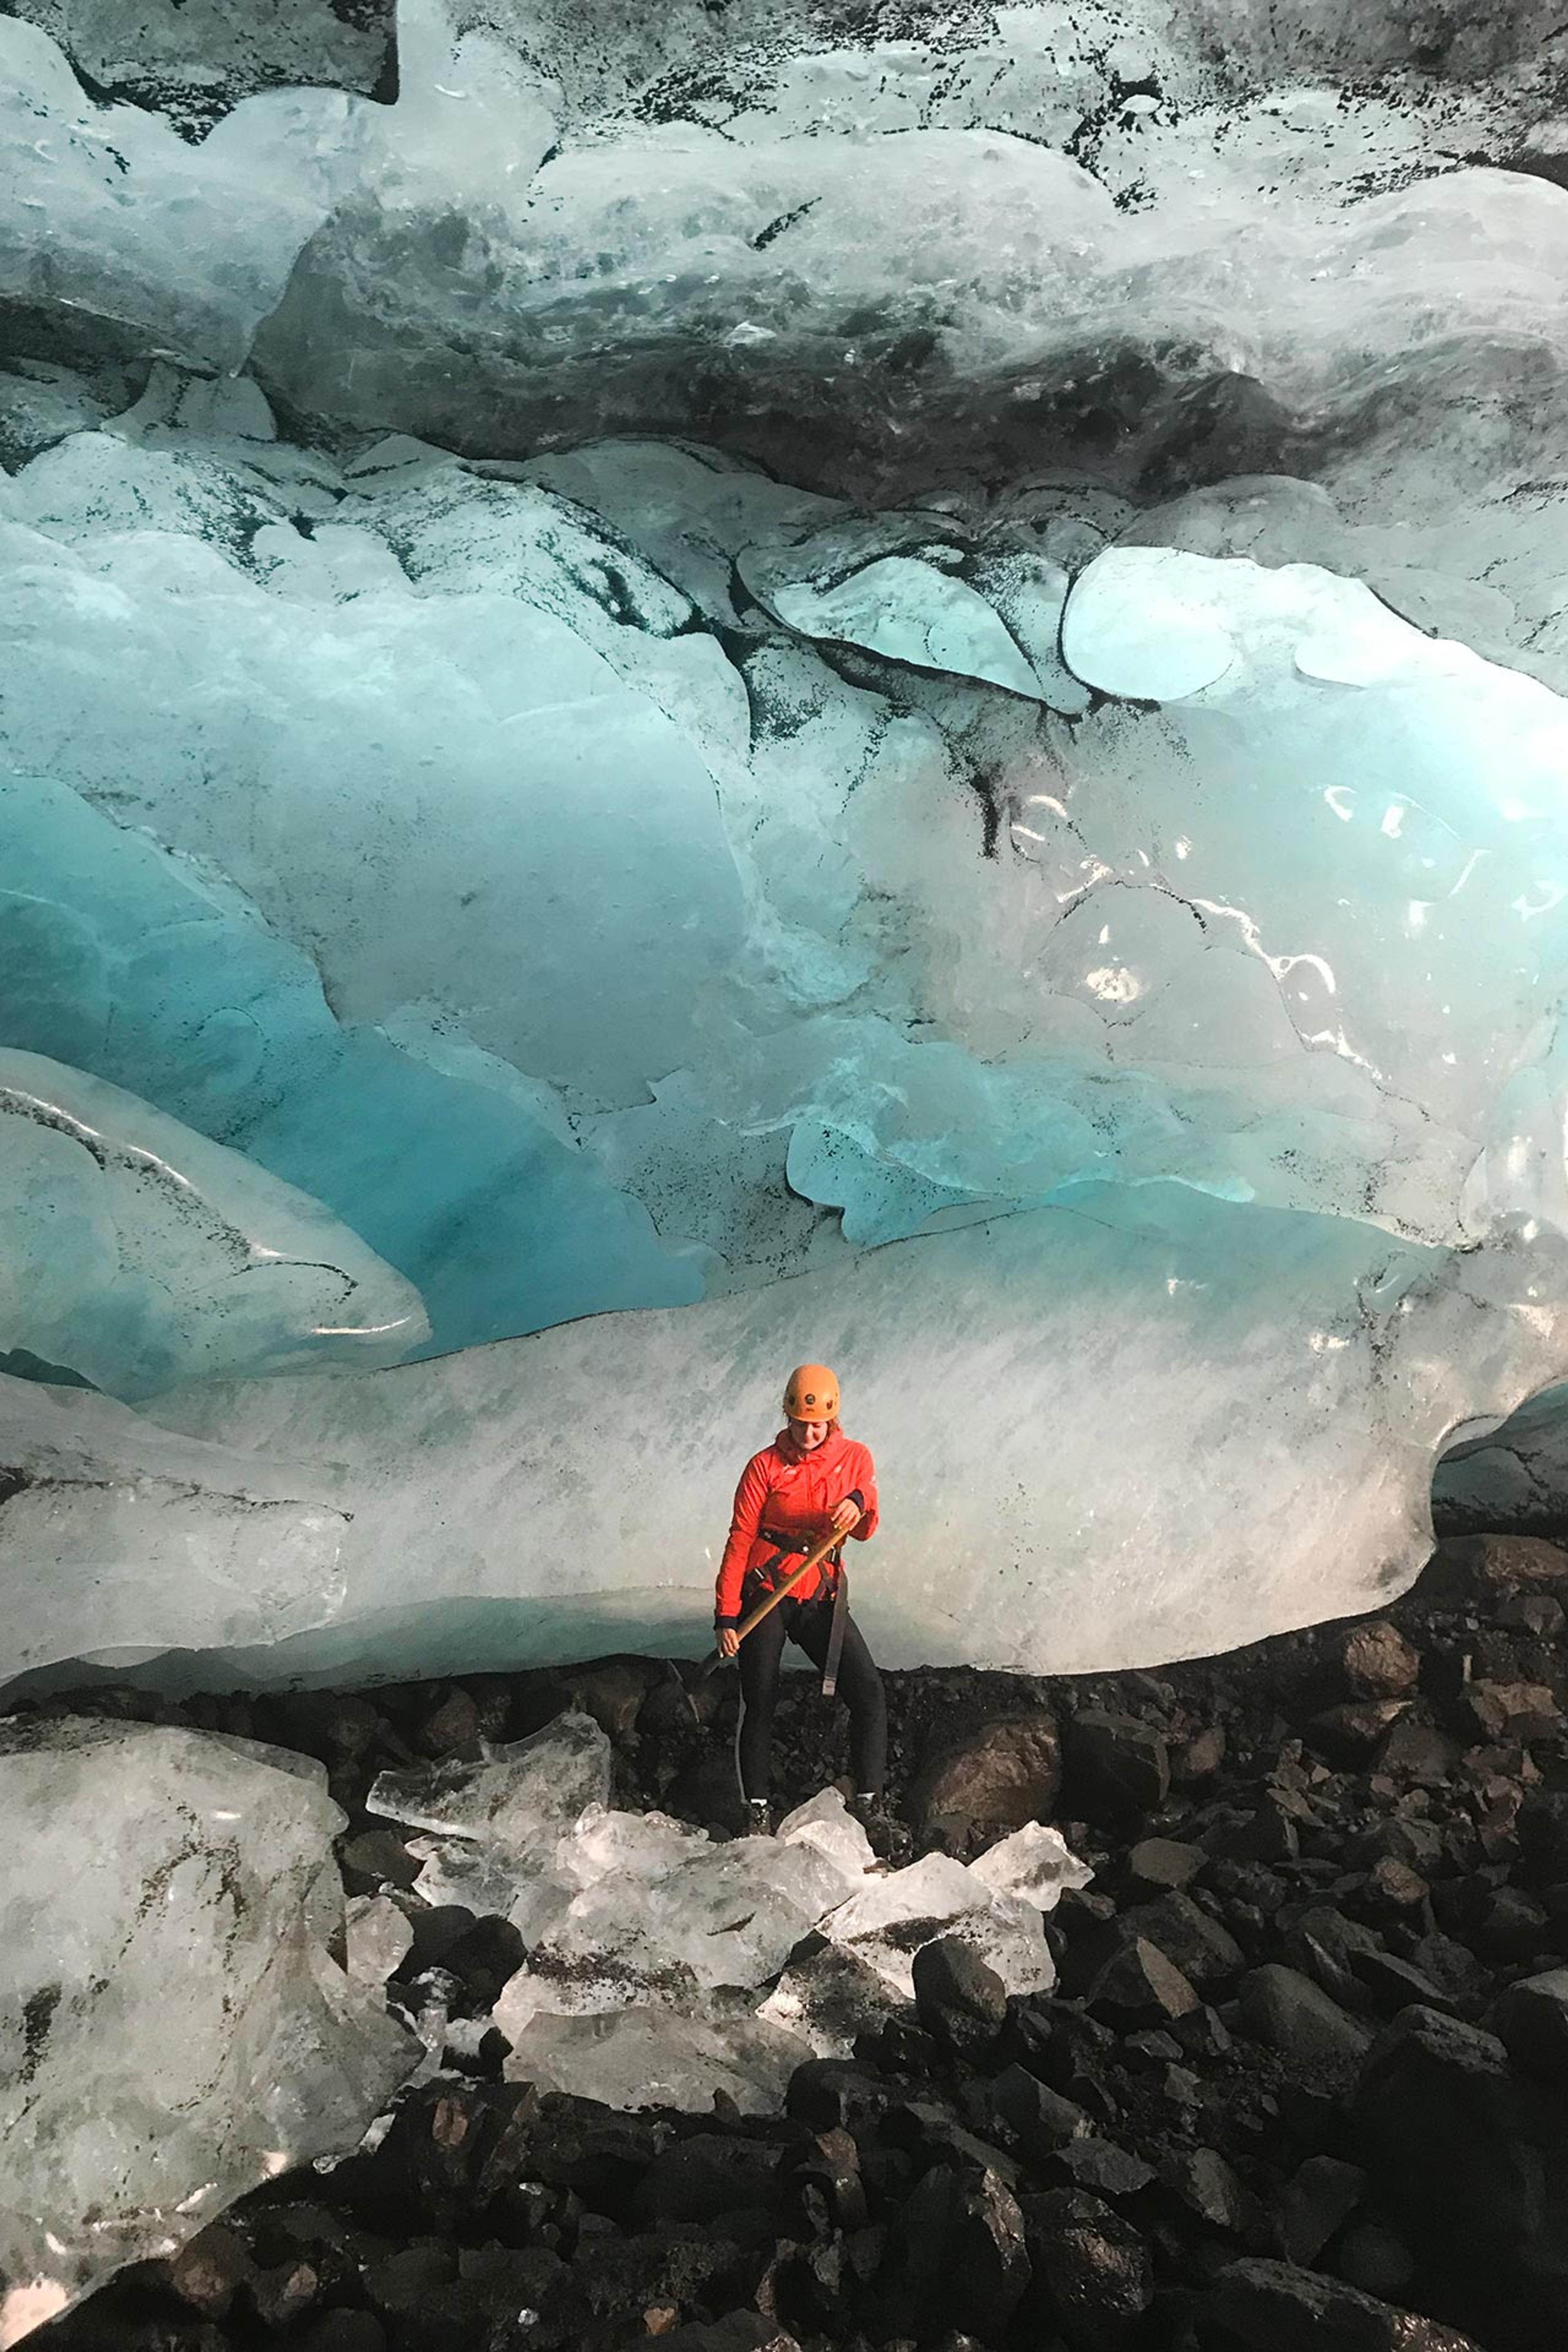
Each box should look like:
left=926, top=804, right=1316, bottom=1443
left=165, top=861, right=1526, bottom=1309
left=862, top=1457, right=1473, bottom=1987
left=499, top=2003, right=813, bottom=2119
left=11, top=1, right=1568, bottom=1678
left=0, top=1716, right=415, bottom=2343
left=0, top=1046, right=426, bottom=1394
left=0, top=1371, right=350, bottom=1686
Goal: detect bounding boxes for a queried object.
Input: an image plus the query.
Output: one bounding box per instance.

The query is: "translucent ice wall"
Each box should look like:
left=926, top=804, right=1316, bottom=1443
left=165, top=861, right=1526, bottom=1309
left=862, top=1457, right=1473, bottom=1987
left=6, top=0, right=1568, bottom=1684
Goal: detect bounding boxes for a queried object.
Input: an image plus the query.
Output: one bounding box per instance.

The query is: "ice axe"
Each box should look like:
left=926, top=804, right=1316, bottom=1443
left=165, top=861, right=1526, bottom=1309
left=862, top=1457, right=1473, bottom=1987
left=697, top=1522, right=850, bottom=1686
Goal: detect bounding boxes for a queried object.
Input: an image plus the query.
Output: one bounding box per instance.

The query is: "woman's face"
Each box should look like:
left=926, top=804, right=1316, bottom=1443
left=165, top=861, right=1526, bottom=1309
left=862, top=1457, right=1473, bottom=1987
left=790, top=1417, right=830, bottom=1452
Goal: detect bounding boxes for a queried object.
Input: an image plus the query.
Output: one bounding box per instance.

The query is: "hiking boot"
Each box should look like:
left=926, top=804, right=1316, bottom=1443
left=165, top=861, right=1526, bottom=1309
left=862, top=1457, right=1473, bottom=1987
left=849, top=1792, right=900, bottom=1861
left=741, top=1797, right=774, bottom=1838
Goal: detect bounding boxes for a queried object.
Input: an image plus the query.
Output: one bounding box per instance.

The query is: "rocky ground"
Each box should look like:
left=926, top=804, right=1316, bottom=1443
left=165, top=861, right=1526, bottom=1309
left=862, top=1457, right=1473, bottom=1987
left=14, top=1529, right=1568, bottom=2352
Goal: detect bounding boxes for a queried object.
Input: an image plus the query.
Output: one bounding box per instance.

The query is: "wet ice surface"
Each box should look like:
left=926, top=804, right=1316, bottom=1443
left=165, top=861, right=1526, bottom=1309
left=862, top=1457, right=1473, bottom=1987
left=0, top=1717, right=415, bottom=2346
left=369, top=1715, right=1089, bottom=2113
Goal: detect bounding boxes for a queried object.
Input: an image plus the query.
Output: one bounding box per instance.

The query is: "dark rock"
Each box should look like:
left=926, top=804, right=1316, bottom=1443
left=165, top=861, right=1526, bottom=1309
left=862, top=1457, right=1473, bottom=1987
left=1420, top=1533, right=1568, bottom=1601
left=1518, top=1786, right=1568, bottom=1862
left=1347, top=1949, right=1455, bottom=2018
left=1047, top=2138, right=1156, bottom=2199
left=1064, top=1712, right=1170, bottom=1822
left=991, top=2064, right=1093, bottom=2155
left=1172, top=1724, right=1226, bottom=1784
left=1374, top=1719, right=1459, bottom=1786
left=1306, top=1701, right=1410, bottom=1765
left=1334, top=1622, right=1422, bottom=1699
left=909, top=1712, right=1061, bottom=1833
left=1278, top=1907, right=1382, bottom=2007
left=1021, top=2187, right=1153, bottom=2349
left=1123, top=2028, right=1183, bottom=2067
left=1126, top=1890, right=1246, bottom=1994
left=1160, top=2149, right=1260, bottom=2238
left=1170, top=2004, right=1233, bottom=2061
left=1362, top=1855, right=1429, bottom=1918
left=1471, top=1886, right=1548, bottom=1962
left=779, top=2128, right=866, bottom=2233
left=163, top=2224, right=255, bottom=2319
left=442, top=1915, right=526, bottom=2011
left=251, top=2259, right=321, bottom=2328
left=1277, top=2156, right=1365, bottom=2264
left=415, top=1686, right=481, bottom=1756
left=1492, top=1966, right=1568, bottom=2087
left=1052, top=1886, right=1119, bottom=1944
left=563, top=1656, right=661, bottom=1742
left=1124, top=1838, right=1204, bottom=1899
left=628, top=2134, right=782, bottom=2227
left=639, top=1660, right=722, bottom=1735
left=879, top=2163, right=1031, bottom=2342
left=395, top=1904, right=479, bottom=1979
left=339, top=1827, right=423, bottom=1895
left=1354, top=2004, right=1568, bottom=2350
left=786, top=2058, right=892, bottom=2136
left=912, top=1935, right=1009, bottom=2056
left=1498, top=1593, right=1566, bottom=1637
left=1334, top=2225, right=1417, bottom=2301
left=363, top=2241, right=456, bottom=2315
left=1238, top=1967, right=1370, bottom=2066
left=1460, top=1680, right=1557, bottom=1743
left=1205, top=2257, right=1483, bottom=2350
left=1205, top=1795, right=1301, bottom=1866
left=1087, top=1934, right=1199, bottom=2025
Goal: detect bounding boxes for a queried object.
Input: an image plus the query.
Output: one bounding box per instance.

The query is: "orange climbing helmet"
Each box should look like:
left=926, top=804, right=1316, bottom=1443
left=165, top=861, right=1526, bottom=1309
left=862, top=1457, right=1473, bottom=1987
left=784, top=1362, right=840, bottom=1422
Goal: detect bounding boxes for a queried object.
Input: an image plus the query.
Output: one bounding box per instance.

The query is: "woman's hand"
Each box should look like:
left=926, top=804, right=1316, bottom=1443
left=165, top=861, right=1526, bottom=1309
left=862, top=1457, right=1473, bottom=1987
left=829, top=1497, right=862, bottom=1536
left=718, top=1626, right=741, bottom=1659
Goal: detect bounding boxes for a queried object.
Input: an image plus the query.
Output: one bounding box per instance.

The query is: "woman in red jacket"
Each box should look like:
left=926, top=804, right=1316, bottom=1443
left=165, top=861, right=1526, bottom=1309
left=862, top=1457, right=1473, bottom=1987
left=715, top=1363, right=888, bottom=1839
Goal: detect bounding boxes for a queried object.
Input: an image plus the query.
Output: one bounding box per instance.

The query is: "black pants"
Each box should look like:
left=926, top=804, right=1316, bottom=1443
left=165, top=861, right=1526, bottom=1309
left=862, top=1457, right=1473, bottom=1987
left=735, top=1583, right=887, bottom=1802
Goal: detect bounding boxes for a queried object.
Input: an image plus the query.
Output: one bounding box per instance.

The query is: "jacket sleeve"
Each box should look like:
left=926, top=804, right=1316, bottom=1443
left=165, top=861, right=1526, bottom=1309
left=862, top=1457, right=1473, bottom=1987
left=846, top=1446, right=879, bottom=1542
left=716, top=1452, right=772, bottom=1624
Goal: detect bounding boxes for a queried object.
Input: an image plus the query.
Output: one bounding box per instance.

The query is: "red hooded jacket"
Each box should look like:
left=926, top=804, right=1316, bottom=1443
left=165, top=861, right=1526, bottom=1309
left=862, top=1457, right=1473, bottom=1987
left=715, top=1424, right=879, bottom=1626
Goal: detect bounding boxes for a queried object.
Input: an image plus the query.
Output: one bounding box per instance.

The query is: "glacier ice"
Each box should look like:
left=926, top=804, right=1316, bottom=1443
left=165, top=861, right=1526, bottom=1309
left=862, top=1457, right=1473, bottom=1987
left=7, top=0, right=1568, bottom=1683
left=0, top=1045, right=426, bottom=1394
left=0, top=1715, right=415, bottom=2343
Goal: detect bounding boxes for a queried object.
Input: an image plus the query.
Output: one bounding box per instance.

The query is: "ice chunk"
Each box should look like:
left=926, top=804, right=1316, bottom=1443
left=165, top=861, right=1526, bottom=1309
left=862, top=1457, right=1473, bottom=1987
left=776, top=1788, right=878, bottom=1885
left=345, top=1895, right=414, bottom=1987
left=501, top=2001, right=812, bottom=2117
left=1061, top=546, right=1238, bottom=698
left=817, top=1853, right=1056, bottom=2003
left=368, top=1711, right=612, bottom=1848
left=0, top=1716, right=415, bottom=2343
left=500, top=1834, right=851, bottom=2025
left=0, top=1046, right=428, bottom=1397
left=970, top=1822, right=1097, bottom=1912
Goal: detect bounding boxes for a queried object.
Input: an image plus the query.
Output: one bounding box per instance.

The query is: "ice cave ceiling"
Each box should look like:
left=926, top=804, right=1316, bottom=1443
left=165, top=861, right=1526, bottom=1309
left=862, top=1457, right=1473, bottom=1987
left=4, top=0, right=1568, bottom=1684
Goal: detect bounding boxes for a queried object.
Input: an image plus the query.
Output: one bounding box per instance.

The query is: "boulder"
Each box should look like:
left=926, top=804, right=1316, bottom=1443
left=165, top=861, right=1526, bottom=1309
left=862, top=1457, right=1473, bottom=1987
left=1206, top=2257, right=1483, bottom=2350
left=1124, top=1838, right=1204, bottom=1899
left=909, top=1713, right=1062, bottom=1833
left=912, top=1934, right=1009, bottom=2056
left=1238, top=1967, right=1370, bottom=2067
left=1276, top=2156, right=1365, bottom=2264
left=1086, top=1933, right=1200, bottom=2025
left=1064, top=1711, right=1170, bottom=1821
left=1354, top=2005, right=1568, bottom=2352
left=1021, top=2187, right=1153, bottom=2350
left=1492, top=1967, right=1568, bottom=2089
left=1333, top=1622, right=1422, bottom=1699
